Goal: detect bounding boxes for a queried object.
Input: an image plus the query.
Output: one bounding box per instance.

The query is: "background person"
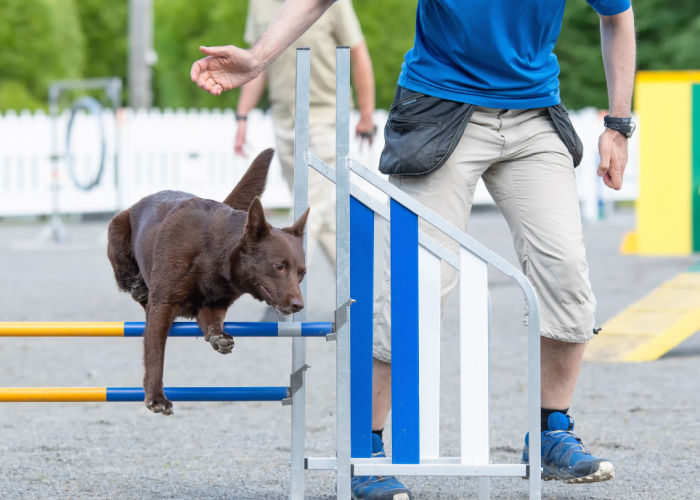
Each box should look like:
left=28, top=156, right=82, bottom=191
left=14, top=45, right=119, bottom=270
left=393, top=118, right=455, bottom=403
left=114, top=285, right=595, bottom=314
left=234, top=0, right=376, bottom=263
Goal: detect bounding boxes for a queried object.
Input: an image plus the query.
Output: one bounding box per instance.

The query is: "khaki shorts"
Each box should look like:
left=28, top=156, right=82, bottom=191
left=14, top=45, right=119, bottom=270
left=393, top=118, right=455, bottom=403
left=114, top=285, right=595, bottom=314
left=373, top=107, right=596, bottom=363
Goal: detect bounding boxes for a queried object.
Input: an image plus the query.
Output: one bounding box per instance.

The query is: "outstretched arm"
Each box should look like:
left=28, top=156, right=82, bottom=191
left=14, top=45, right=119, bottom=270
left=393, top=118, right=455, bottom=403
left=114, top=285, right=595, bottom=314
left=191, top=0, right=334, bottom=95
left=597, top=7, right=636, bottom=190
left=234, top=73, right=267, bottom=156
left=350, top=41, right=377, bottom=145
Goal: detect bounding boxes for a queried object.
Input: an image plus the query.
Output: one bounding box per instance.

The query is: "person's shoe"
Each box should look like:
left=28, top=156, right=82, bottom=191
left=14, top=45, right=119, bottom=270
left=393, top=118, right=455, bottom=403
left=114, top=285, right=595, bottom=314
left=351, top=433, right=412, bottom=500
left=523, top=411, right=615, bottom=483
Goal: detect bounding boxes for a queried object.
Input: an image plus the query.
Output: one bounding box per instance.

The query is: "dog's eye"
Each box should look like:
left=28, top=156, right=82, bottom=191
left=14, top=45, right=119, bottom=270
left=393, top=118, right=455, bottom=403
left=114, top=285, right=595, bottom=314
left=274, top=263, right=284, bottom=272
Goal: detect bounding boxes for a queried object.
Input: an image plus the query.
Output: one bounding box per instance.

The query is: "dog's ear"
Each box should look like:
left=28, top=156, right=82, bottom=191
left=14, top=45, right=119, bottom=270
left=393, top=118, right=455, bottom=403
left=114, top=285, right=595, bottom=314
left=244, top=197, right=271, bottom=241
left=283, top=207, right=310, bottom=238
left=223, top=148, right=273, bottom=211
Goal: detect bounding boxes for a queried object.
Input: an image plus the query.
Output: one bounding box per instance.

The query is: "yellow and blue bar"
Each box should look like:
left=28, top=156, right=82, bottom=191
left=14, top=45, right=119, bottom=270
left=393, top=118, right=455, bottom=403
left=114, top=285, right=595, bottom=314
left=0, top=321, right=334, bottom=337
left=0, top=386, right=289, bottom=402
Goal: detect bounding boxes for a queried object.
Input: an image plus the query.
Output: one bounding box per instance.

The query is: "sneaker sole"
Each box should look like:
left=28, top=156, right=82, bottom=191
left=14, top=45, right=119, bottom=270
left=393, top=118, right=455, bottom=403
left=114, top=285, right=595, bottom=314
left=352, top=494, right=410, bottom=500
left=541, top=460, right=615, bottom=484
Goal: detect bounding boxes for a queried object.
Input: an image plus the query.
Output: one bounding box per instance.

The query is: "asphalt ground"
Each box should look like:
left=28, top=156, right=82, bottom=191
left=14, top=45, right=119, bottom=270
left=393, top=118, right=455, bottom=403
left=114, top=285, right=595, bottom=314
left=0, top=207, right=698, bottom=500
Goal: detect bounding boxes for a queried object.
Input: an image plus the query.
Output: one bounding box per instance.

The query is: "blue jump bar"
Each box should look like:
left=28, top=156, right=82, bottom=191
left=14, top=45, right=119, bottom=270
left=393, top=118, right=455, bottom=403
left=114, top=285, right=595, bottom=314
left=123, top=321, right=334, bottom=337
left=106, top=386, right=289, bottom=402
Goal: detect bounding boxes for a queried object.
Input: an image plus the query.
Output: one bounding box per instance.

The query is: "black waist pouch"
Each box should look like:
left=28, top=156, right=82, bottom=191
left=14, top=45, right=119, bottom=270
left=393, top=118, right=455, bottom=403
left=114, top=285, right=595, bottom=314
left=546, top=102, right=584, bottom=167
left=378, top=86, right=475, bottom=176
left=379, top=86, right=583, bottom=174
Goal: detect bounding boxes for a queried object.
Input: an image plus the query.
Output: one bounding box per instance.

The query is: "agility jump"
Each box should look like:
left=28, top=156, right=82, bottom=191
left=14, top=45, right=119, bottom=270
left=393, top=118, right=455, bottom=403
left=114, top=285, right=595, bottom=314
left=0, top=48, right=543, bottom=500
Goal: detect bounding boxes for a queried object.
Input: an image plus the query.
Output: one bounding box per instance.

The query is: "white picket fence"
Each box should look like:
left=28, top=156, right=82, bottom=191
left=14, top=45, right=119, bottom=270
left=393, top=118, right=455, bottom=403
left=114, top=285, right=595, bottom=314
left=0, top=107, right=638, bottom=220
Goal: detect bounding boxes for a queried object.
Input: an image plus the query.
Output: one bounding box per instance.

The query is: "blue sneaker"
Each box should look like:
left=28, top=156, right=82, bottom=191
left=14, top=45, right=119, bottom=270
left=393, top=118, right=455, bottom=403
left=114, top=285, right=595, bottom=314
left=351, top=433, right=412, bottom=500
left=523, top=412, right=615, bottom=483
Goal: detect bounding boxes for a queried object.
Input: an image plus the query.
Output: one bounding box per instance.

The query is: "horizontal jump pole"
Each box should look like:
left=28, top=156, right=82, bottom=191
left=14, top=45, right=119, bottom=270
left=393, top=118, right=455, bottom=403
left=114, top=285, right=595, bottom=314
left=0, top=322, right=334, bottom=337
left=0, top=386, right=290, bottom=402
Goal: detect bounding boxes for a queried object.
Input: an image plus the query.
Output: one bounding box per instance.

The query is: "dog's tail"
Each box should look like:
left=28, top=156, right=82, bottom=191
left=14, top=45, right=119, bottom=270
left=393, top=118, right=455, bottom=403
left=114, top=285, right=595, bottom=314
left=222, top=148, right=273, bottom=211
left=107, top=210, right=140, bottom=293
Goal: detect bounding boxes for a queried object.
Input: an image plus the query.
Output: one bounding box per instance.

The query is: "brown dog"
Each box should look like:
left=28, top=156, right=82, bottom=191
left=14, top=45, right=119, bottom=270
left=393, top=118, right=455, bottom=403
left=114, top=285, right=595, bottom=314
left=107, top=149, right=309, bottom=415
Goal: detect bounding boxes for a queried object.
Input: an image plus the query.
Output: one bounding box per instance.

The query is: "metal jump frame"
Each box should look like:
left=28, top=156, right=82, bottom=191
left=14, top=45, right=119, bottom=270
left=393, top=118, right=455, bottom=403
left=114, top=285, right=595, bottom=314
left=294, top=47, right=542, bottom=499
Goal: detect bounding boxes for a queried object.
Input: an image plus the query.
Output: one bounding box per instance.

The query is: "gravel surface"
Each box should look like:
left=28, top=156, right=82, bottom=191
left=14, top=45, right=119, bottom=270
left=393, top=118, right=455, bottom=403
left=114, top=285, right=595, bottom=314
left=0, top=208, right=698, bottom=499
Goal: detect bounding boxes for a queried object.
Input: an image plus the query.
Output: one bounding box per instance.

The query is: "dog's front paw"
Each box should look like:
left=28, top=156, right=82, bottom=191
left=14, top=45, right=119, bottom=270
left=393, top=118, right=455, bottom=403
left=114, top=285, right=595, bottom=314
left=145, top=395, right=173, bottom=415
left=208, top=333, right=235, bottom=354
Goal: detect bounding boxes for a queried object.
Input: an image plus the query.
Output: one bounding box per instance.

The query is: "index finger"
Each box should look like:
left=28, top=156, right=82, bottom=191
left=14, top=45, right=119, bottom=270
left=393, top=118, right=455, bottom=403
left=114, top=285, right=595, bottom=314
left=190, top=58, right=207, bottom=82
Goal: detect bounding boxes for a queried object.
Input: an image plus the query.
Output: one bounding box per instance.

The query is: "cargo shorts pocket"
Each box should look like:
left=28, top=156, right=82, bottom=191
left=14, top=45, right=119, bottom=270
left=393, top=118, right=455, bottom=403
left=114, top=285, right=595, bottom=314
left=378, top=86, right=474, bottom=176
left=546, top=103, right=584, bottom=167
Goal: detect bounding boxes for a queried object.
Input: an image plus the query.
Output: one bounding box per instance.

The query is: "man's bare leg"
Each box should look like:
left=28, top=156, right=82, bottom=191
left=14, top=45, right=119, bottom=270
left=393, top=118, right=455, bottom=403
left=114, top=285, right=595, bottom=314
left=540, top=337, right=585, bottom=409
left=372, top=358, right=392, bottom=431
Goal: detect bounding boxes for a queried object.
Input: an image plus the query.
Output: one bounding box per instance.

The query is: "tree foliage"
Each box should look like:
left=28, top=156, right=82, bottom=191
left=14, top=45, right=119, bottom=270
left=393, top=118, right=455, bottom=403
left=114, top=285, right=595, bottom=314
left=1, top=1, right=699, bottom=112
left=152, top=0, right=247, bottom=109
left=354, top=0, right=418, bottom=110
left=0, top=0, right=85, bottom=110
left=557, top=0, right=700, bottom=109
left=74, top=0, right=128, bottom=82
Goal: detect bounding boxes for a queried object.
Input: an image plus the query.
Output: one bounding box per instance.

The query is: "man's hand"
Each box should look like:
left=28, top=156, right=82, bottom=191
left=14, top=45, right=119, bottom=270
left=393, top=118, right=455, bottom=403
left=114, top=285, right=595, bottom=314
left=190, top=45, right=262, bottom=96
left=355, top=115, right=377, bottom=147
left=597, top=128, right=628, bottom=190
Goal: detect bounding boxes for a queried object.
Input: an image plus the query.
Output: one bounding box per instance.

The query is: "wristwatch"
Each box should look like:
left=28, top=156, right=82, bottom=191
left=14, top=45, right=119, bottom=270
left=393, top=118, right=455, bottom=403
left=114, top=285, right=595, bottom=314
left=603, top=115, right=635, bottom=138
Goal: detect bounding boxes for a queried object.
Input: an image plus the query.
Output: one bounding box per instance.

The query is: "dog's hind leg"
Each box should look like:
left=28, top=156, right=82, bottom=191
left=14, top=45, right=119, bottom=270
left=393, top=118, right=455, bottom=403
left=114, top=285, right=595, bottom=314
left=197, top=307, right=234, bottom=354
left=143, top=302, right=177, bottom=415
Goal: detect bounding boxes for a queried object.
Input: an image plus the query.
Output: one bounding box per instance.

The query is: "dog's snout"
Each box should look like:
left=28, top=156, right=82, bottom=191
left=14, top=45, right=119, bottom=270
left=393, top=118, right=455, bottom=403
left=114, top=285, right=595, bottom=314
left=289, top=298, right=304, bottom=313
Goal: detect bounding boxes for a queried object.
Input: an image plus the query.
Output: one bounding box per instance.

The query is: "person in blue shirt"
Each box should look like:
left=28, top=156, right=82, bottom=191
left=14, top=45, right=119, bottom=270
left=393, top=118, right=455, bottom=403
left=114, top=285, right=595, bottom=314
left=191, top=1, right=635, bottom=499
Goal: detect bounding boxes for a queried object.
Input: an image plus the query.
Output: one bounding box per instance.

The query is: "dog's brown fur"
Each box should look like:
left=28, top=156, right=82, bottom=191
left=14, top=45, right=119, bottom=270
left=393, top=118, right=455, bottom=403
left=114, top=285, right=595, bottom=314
left=107, top=149, right=309, bottom=415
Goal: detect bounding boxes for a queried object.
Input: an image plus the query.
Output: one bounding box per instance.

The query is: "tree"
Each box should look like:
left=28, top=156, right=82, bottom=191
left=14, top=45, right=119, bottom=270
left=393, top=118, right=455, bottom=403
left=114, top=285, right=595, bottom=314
left=354, top=0, right=418, bottom=110
left=74, top=0, right=128, bottom=82
left=0, top=0, right=85, bottom=110
left=152, top=0, right=247, bottom=109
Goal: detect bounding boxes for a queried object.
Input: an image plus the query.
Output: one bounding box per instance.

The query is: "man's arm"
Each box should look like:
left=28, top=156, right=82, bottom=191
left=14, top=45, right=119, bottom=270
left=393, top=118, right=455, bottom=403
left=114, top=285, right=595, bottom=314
left=191, top=0, right=334, bottom=96
left=234, top=73, right=267, bottom=156
left=597, top=6, right=636, bottom=190
left=350, top=41, right=377, bottom=144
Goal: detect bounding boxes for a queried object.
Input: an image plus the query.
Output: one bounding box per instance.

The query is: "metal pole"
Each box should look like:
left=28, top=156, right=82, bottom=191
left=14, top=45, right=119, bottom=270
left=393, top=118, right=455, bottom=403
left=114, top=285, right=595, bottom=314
left=335, top=46, right=352, bottom=500
left=478, top=291, right=494, bottom=500
left=107, top=78, right=124, bottom=210
left=48, top=84, right=67, bottom=243
left=128, top=0, right=154, bottom=108
left=528, top=297, right=542, bottom=500
left=290, top=48, right=311, bottom=500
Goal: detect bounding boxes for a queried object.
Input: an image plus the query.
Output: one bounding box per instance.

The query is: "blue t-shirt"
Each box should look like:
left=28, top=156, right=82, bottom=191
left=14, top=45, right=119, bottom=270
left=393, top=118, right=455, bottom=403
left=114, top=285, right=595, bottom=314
left=398, top=0, right=631, bottom=108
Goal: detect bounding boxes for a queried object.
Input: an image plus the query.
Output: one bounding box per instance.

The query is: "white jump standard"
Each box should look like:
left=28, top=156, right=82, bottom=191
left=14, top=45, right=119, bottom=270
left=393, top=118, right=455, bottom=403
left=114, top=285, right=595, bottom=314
left=298, top=47, right=542, bottom=500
